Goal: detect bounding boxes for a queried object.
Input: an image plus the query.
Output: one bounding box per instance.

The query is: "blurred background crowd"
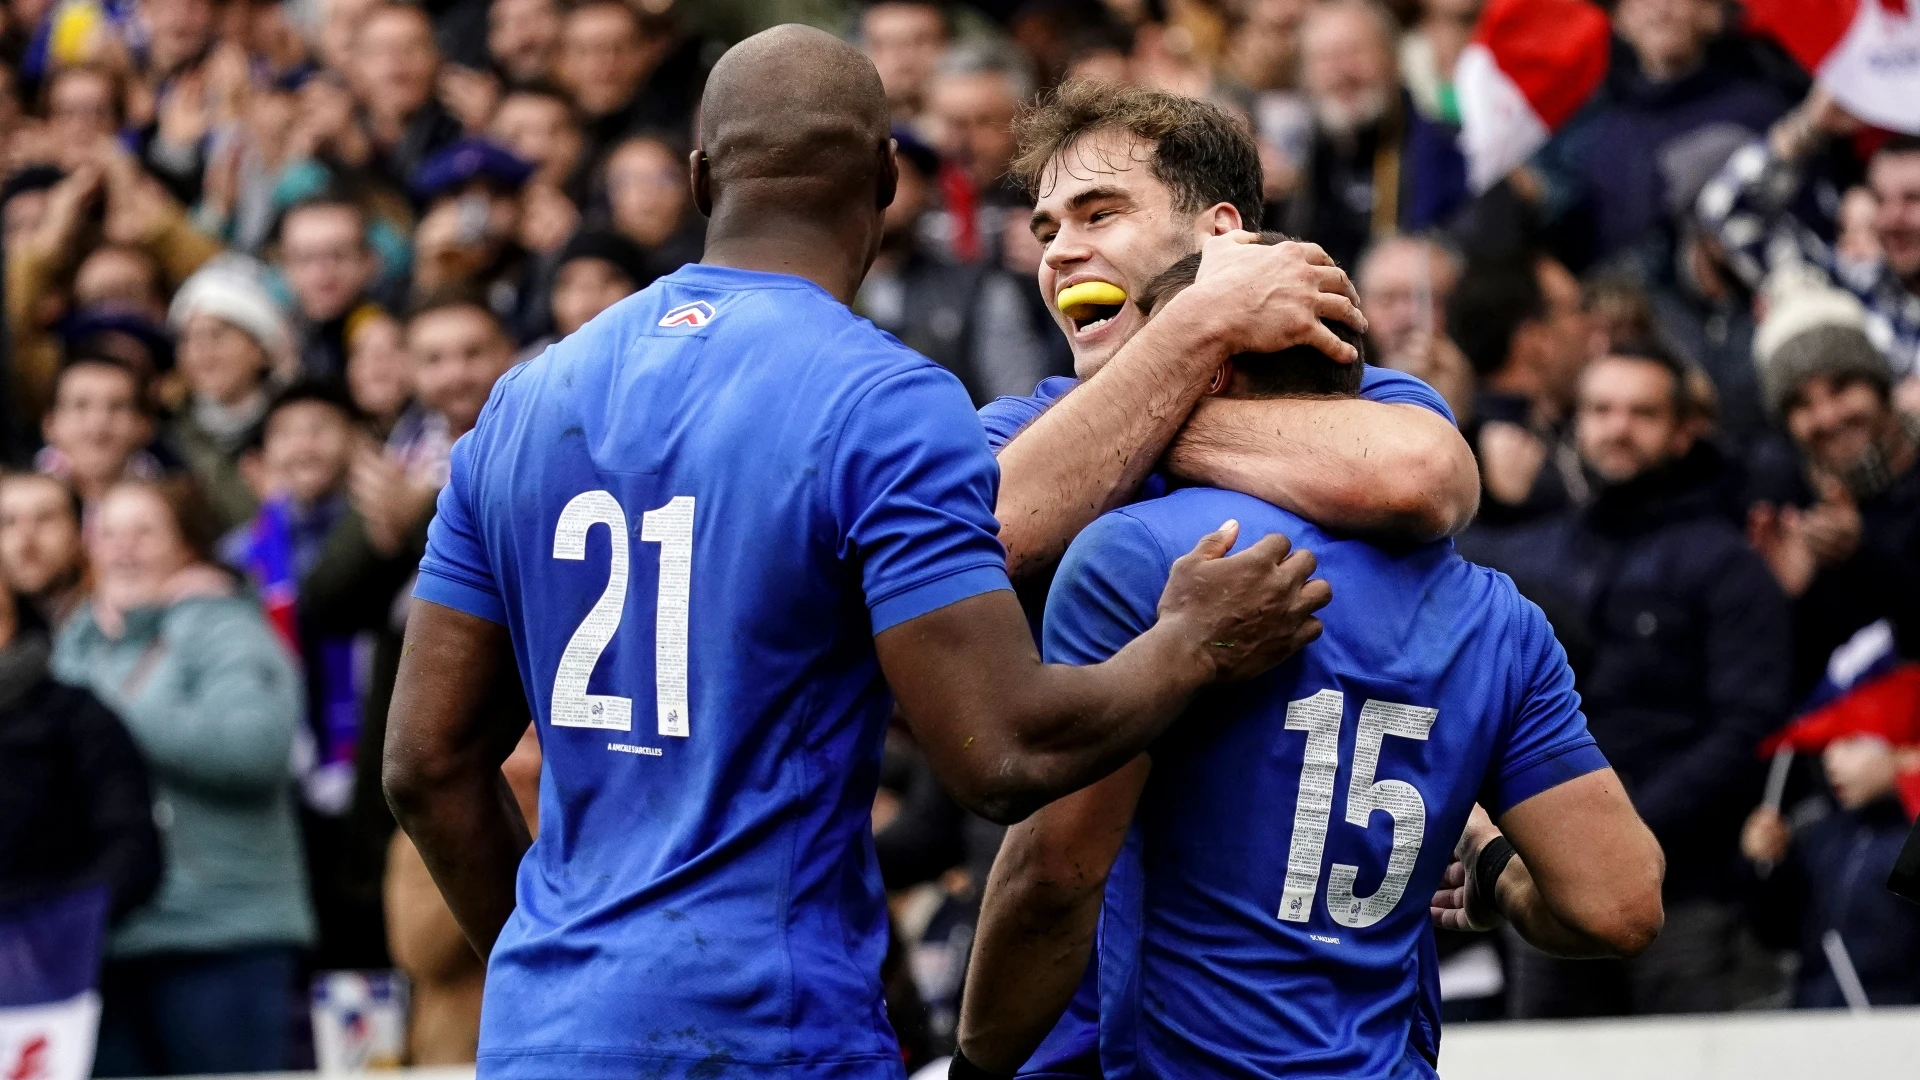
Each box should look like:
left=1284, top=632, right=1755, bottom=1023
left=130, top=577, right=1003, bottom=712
left=2, top=0, right=1920, bottom=1073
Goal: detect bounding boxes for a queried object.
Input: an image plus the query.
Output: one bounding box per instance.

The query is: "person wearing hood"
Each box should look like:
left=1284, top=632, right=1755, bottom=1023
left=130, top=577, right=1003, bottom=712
left=165, top=257, right=297, bottom=532
left=1472, top=341, right=1791, bottom=1018
left=1746, top=274, right=1920, bottom=701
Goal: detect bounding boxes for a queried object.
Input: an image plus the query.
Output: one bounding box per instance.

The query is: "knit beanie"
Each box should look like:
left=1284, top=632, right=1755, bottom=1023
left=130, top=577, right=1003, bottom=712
left=1753, top=267, right=1891, bottom=420
left=168, top=256, right=296, bottom=377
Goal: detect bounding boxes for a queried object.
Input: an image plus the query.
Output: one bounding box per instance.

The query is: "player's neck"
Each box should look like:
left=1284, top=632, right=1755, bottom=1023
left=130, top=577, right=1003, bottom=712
left=701, top=212, right=875, bottom=305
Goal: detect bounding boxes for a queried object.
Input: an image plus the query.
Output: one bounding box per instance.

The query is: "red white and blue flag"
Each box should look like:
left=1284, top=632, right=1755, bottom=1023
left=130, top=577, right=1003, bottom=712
left=0, top=888, right=108, bottom=1080
left=1454, top=0, right=1613, bottom=192
left=1745, top=0, right=1920, bottom=135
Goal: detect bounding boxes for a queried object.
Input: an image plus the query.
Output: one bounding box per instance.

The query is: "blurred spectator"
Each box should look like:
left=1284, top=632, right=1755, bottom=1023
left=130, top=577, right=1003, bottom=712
left=0, top=472, right=88, bottom=626
left=41, top=64, right=125, bottom=171
left=489, top=84, right=585, bottom=194
left=350, top=3, right=462, bottom=195
left=1701, top=90, right=1920, bottom=379
left=56, top=476, right=311, bottom=1076
left=1357, top=235, right=1472, bottom=419
left=856, top=129, right=1058, bottom=404
left=36, top=356, right=162, bottom=507
left=600, top=132, right=701, bottom=277
left=0, top=571, right=160, bottom=926
left=277, top=196, right=385, bottom=380
left=164, top=258, right=296, bottom=531
left=1537, top=0, right=1788, bottom=267
left=74, top=244, right=168, bottom=321
left=409, top=137, right=539, bottom=339
left=345, top=306, right=413, bottom=438
left=1231, top=0, right=1312, bottom=204
left=860, top=0, right=950, bottom=122
left=1399, top=0, right=1476, bottom=125
left=1745, top=726, right=1920, bottom=1008
left=925, top=42, right=1030, bottom=262
left=548, top=228, right=648, bottom=340
left=556, top=0, right=703, bottom=175
left=487, top=0, right=561, bottom=87
left=1481, top=345, right=1789, bottom=1017
left=1450, top=253, right=1596, bottom=525
left=222, top=380, right=386, bottom=968
left=1278, top=0, right=1467, bottom=269
left=1747, top=275, right=1920, bottom=701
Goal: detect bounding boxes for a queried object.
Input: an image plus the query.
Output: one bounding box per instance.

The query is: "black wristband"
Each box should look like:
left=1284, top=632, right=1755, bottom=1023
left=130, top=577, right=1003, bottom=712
left=950, top=1049, right=1017, bottom=1080
left=1472, top=834, right=1518, bottom=915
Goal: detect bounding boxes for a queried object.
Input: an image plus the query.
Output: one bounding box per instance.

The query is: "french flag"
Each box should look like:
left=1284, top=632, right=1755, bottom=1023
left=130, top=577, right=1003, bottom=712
left=0, top=888, right=109, bottom=1080
left=1454, top=0, right=1613, bottom=193
left=1745, top=0, right=1920, bottom=135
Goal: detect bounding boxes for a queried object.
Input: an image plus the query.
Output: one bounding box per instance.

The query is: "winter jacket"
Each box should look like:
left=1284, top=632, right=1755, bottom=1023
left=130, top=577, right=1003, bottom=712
left=53, top=594, right=314, bottom=957
left=0, top=630, right=161, bottom=922
left=1754, top=798, right=1920, bottom=1008
left=1462, top=448, right=1791, bottom=899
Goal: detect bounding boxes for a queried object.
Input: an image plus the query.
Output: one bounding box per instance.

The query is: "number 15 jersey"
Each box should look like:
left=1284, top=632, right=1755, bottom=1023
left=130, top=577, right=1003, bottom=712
left=1043, top=487, right=1608, bottom=1079
left=416, top=265, right=1013, bottom=1080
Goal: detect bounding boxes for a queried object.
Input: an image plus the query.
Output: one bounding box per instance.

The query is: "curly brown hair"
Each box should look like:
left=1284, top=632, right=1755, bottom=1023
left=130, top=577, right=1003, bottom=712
left=1009, top=80, right=1264, bottom=230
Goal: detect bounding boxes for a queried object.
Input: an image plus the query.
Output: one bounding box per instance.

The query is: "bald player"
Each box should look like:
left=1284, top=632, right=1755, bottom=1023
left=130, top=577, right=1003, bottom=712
left=383, top=26, right=1332, bottom=1080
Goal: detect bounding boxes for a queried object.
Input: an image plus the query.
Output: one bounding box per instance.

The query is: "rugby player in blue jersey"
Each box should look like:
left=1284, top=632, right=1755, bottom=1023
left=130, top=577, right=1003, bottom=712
left=955, top=252, right=1666, bottom=1080
left=382, top=27, right=1345, bottom=1080
left=972, top=81, right=1481, bottom=1079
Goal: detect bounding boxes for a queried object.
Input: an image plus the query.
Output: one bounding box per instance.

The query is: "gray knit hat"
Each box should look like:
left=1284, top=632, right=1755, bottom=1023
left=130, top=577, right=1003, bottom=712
left=1753, top=267, right=1891, bottom=419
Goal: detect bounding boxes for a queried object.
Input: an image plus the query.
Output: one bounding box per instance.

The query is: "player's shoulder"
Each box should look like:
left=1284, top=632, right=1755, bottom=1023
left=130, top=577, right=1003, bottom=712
left=1090, top=487, right=1314, bottom=568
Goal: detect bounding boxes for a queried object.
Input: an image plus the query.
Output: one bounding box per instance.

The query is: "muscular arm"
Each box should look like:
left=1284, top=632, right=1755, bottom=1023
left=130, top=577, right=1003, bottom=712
left=1167, top=397, right=1479, bottom=541
left=957, top=757, right=1150, bottom=1073
left=1438, top=771, right=1665, bottom=958
left=878, top=527, right=1325, bottom=825
left=383, top=599, right=535, bottom=957
left=994, top=236, right=1364, bottom=583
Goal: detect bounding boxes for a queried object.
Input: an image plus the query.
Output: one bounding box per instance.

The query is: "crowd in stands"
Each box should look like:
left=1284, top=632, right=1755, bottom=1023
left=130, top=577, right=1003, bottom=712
left=2, top=0, right=1919, bottom=1073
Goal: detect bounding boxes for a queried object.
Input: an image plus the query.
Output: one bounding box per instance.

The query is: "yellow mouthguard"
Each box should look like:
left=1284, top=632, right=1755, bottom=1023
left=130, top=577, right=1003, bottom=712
left=1055, top=281, right=1128, bottom=319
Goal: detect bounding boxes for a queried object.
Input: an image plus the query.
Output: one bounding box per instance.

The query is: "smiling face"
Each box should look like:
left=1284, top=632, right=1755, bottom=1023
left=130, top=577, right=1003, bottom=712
left=1030, top=127, right=1236, bottom=377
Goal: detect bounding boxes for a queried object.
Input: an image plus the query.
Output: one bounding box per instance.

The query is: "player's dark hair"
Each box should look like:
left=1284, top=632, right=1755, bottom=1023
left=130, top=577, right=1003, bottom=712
left=1138, top=233, right=1364, bottom=398
left=1447, top=255, right=1546, bottom=378
left=1011, top=79, right=1264, bottom=231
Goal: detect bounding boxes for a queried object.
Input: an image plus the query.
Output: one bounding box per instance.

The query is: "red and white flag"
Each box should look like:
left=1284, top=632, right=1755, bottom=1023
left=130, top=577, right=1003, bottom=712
left=1745, top=0, right=1920, bottom=134
left=1454, top=0, right=1613, bottom=192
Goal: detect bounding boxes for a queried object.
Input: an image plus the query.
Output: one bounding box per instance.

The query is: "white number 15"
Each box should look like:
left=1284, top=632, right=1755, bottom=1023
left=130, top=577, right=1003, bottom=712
left=550, top=490, right=694, bottom=737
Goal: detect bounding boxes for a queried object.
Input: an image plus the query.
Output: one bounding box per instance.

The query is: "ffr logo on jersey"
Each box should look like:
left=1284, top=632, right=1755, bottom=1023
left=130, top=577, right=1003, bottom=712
left=659, top=301, right=717, bottom=328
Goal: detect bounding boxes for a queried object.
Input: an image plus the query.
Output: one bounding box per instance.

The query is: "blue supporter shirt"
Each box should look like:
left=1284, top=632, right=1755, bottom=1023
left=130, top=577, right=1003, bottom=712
left=415, top=264, right=1013, bottom=1080
left=1043, top=488, right=1606, bottom=1079
left=978, top=365, right=1458, bottom=1078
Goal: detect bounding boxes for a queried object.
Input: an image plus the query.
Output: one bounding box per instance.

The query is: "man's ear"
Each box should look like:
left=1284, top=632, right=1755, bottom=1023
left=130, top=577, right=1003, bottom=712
left=690, top=147, right=712, bottom=217
left=877, top=137, right=899, bottom=210
left=1200, top=201, right=1244, bottom=238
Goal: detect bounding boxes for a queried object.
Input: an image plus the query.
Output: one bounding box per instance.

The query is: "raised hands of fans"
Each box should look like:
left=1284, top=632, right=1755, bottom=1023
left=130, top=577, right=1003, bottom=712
left=203, top=42, right=254, bottom=124
left=290, top=76, right=366, bottom=166
left=1153, top=520, right=1330, bottom=684
left=1772, top=85, right=1862, bottom=162
left=1800, top=473, right=1863, bottom=567
left=1431, top=805, right=1504, bottom=932
left=1176, top=231, right=1366, bottom=363
left=1740, top=805, right=1791, bottom=866
left=26, top=165, right=103, bottom=257
left=438, top=65, right=502, bottom=133
left=1477, top=421, right=1548, bottom=508
left=155, top=68, right=211, bottom=152
left=519, top=183, right=579, bottom=255
left=1747, top=501, right=1819, bottom=597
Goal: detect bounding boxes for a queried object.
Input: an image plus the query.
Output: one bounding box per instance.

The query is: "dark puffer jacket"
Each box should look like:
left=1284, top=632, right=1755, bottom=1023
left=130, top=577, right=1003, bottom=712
left=1461, top=447, right=1791, bottom=900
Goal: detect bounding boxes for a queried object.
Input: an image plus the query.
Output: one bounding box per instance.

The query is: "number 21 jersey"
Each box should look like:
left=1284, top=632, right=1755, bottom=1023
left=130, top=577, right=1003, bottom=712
left=416, top=265, right=1013, bottom=1080
left=1043, top=487, right=1608, bottom=1079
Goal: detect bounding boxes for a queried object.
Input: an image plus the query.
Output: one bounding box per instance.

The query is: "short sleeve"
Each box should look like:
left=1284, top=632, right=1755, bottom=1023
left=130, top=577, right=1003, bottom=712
left=1359, top=365, right=1456, bottom=424
left=978, top=376, right=1075, bottom=453
left=1480, top=594, right=1609, bottom=815
left=836, top=364, right=1013, bottom=634
left=415, top=432, right=507, bottom=625
left=1042, top=511, right=1168, bottom=666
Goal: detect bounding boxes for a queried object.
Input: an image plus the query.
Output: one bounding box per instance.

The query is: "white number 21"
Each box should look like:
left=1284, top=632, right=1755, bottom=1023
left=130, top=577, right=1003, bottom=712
left=550, top=490, right=694, bottom=737
left=1276, top=690, right=1436, bottom=928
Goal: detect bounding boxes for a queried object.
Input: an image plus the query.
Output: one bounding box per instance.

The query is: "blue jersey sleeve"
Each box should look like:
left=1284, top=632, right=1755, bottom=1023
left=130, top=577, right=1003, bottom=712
left=1480, top=595, right=1609, bottom=815
left=1358, top=364, right=1456, bottom=424
left=1042, top=510, right=1168, bottom=666
left=415, top=431, right=507, bottom=625
left=979, top=376, right=1075, bottom=453
left=835, top=364, right=1013, bottom=634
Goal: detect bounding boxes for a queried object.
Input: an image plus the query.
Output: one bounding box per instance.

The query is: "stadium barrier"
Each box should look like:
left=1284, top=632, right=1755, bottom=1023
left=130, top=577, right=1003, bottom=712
left=142, top=1009, right=1920, bottom=1080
